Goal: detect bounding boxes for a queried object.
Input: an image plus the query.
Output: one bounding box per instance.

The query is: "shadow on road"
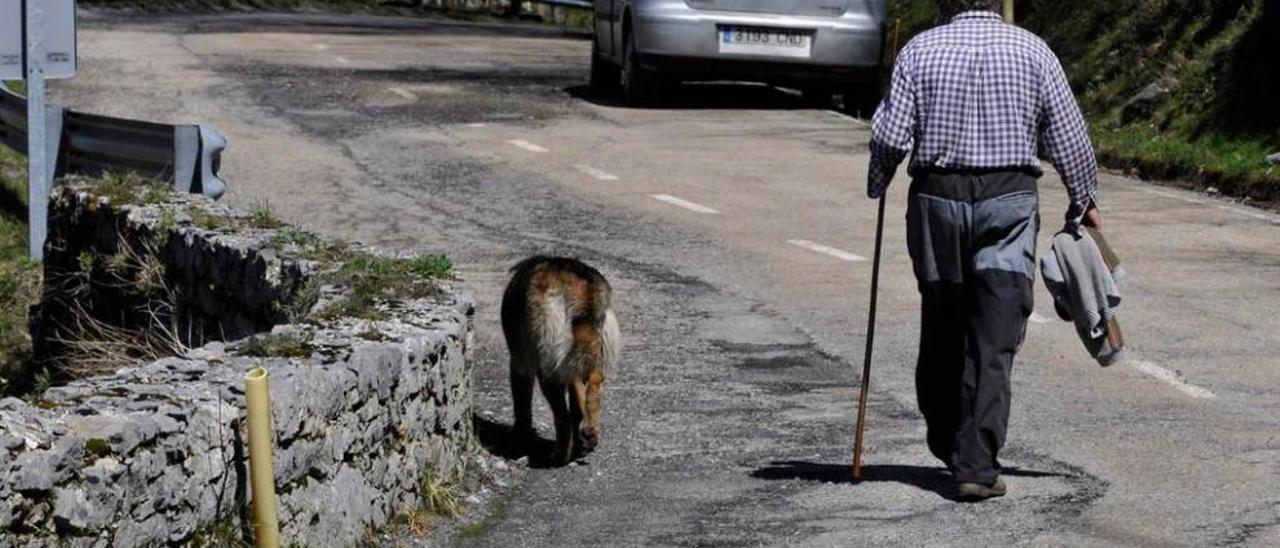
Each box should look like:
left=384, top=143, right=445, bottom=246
left=475, top=415, right=584, bottom=470
left=566, top=83, right=826, bottom=111
left=750, top=460, right=1077, bottom=502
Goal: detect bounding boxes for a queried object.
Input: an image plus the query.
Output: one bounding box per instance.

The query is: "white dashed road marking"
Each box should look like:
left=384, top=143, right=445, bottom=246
left=1029, top=312, right=1052, bottom=324
left=1129, top=360, right=1216, bottom=399
left=333, top=55, right=351, bottom=64
left=508, top=139, right=548, bottom=153
left=574, top=164, right=619, bottom=181
left=313, top=43, right=330, bottom=51
left=787, top=239, right=867, bottom=262
left=652, top=194, right=719, bottom=214
left=465, top=123, right=488, bottom=128
left=388, top=87, right=417, bottom=101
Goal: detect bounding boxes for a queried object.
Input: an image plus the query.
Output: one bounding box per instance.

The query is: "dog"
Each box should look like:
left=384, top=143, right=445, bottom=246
left=501, top=256, right=620, bottom=465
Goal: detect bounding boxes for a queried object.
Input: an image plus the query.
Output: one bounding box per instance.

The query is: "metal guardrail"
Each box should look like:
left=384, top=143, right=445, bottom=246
left=0, top=85, right=227, bottom=199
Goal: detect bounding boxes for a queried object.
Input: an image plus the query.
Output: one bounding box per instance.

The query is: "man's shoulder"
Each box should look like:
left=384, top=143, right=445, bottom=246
left=903, top=20, right=1058, bottom=62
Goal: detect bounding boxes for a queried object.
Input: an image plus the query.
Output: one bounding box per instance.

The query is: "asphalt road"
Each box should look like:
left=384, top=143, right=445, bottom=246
left=52, top=11, right=1279, bottom=547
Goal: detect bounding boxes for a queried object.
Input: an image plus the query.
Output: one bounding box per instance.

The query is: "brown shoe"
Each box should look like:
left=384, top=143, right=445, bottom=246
left=956, top=476, right=1007, bottom=501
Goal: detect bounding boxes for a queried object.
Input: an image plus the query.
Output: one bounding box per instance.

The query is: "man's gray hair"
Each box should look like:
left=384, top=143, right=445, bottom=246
left=938, top=0, right=1003, bottom=18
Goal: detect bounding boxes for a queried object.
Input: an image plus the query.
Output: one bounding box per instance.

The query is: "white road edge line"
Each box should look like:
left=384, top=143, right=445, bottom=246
left=333, top=55, right=351, bottom=64
left=1028, top=312, right=1052, bottom=324
left=508, top=139, right=548, bottom=153
left=1141, top=187, right=1212, bottom=205
left=787, top=239, right=867, bottom=262
left=574, top=164, right=619, bottom=181
left=652, top=194, right=719, bottom=214
left=826, top=110, right=871, bottom=127
left=1216, top=204, right=1275, bottom=222
left=1141, top=187, right=1276, bottom=223
left=388, top=87, right=417, bottom=101
left=1129, top=360, right=1216, bottom=399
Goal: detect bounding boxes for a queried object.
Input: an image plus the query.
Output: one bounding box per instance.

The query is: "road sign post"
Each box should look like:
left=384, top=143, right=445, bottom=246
left=3, top=0, right=77, bottom=260
left=25, top=0, right=48, bottom=261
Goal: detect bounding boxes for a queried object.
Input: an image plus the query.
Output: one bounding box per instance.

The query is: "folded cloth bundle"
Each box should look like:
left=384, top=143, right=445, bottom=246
left=1040, top=226, right=1128, bottom=366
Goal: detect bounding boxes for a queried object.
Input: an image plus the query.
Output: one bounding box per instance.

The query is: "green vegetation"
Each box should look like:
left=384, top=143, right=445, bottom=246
left=269, top=225, right=454, bottom=321
left=389, top=467, right=465, bottom=538
left=1, top=80, right=26, bottom=96
left=0, top=145, right=39, bottom=394
left=189, top=518, right=248, bottom=548
left=247, top=199, right=283, bottom=229
left=84, top=438, right=113, bottom=458
left=891, top=0, right=1279, bottom=203
left=187, top=205, right=227, bottom=231
left=311, top=250, right=453, bottom=321
left=92, top=172, right=171, bottom=206
left=237, top=331, right=315, bottom=358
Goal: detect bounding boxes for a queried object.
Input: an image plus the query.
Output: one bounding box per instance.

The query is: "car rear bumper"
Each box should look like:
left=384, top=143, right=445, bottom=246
left=638, top=54, right=882, bottom=88
left=634, top=4, right=884, bottom=71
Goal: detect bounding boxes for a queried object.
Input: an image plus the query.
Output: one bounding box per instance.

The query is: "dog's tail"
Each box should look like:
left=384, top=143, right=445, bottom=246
left=507, top=257, right=618, bottom=381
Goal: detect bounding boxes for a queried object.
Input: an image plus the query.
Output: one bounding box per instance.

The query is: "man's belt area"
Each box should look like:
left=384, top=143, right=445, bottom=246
left=909, top=168, right=1040, bottom=202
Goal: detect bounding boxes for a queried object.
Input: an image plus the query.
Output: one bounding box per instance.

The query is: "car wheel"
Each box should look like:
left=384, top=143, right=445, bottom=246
left=590, top=37, right=621, bottom=94
left=800, top=88, right=835, bottom=109
left=622, top=32, right=659, bottom=106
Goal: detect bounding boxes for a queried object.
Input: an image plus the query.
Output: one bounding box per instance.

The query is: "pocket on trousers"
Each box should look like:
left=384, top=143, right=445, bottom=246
left=973, top=191, right=1039, bottom=279
left=907, top=193, right=970, bottom=285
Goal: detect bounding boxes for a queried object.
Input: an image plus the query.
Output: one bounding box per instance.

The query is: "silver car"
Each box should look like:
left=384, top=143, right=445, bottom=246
left=590, top=0, right=887, bottom=110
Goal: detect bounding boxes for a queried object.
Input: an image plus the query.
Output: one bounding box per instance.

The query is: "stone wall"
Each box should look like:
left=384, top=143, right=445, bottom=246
left=30, top=184, right=311, bottom=373
left=0, top=183, right=476, bottom=546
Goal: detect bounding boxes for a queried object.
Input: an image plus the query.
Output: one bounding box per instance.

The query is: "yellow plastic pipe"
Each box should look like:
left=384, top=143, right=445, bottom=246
left=1004, top=0, right=1015, bottom=24
left=245, top=367, right=281, bottom=548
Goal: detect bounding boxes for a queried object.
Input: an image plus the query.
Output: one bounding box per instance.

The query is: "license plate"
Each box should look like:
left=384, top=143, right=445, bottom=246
left=719, top=26, right=812, bottom=59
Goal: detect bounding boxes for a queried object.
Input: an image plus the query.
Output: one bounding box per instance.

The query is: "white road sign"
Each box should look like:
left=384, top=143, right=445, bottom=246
left=1, top=0, right=78, bottom=80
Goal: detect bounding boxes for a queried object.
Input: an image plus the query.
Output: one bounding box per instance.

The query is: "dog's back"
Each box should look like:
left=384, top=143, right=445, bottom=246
left=501, top=257, right=619, bottom=381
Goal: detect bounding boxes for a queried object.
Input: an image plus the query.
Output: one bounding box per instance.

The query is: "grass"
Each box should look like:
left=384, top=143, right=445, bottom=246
left=1, top=80, right=26, bottom=96
left=247, top=199, right=283, bottom=229
left=422, top=469, right=464, bottom=518
left=189, top=518, right=248, bottom=548
left=0, top=145, right=39, bottom=394
left=392, top=467, right=465, bottom=539
left=236, top=331, right=315, bottom=358
left=313, top=251, right=453, bottom=321
left=1092, top=125, right=1278, bottom=199
left=93, top=172, right=171, bottom=206
left=187, top=205, right=227, bottom=231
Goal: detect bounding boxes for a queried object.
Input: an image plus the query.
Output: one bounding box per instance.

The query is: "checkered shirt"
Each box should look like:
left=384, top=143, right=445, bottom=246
left=868, top=11, right=1098, bottom=219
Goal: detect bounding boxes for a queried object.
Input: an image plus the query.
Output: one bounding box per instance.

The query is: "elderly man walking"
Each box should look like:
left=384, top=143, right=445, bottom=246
left=868, top=0, right=1103, bottom=500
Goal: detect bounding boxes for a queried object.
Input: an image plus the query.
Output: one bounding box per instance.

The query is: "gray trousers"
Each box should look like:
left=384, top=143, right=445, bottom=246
left=905, top=171, right=1039, bottom=484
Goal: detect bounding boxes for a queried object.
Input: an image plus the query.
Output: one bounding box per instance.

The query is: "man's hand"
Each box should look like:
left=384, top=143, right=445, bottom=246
left=1083, top=202, right=1103, bottom=230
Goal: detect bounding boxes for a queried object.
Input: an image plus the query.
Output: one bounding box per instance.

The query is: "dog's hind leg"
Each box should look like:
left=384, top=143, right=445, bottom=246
left=510, top=361, right=535, bottom=444
left=539, top=377, right=574, bottom=466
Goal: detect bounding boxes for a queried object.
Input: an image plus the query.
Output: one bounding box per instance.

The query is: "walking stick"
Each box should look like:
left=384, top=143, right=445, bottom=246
left=852, top=195, right=886, bottom=480
left=853, top=17, right=901, bottom=481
